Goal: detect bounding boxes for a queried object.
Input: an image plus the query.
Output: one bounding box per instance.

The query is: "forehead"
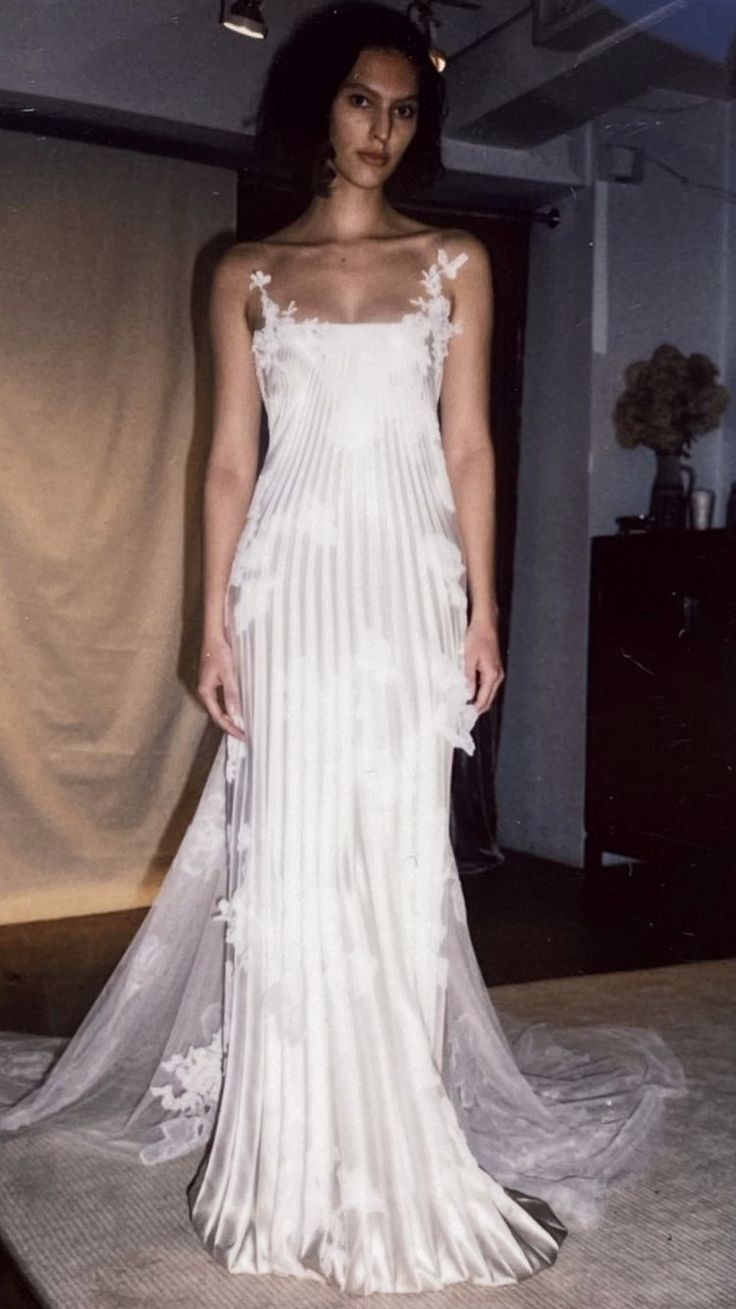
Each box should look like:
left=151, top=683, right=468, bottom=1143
left=343, top=46, right=419, bottom=98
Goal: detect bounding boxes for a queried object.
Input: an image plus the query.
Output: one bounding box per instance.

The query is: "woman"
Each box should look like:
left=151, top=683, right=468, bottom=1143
left=0, top=1, right=685, bottom=1296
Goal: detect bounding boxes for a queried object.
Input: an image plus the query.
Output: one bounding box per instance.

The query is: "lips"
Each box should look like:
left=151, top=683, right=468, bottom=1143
left=359, top=151, right=388, bottom=165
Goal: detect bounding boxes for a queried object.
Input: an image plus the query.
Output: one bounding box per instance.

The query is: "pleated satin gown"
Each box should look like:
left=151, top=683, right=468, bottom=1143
left=187, top=247, right=566, bottom=1290
left=0, top=246, right=685, bottom=1297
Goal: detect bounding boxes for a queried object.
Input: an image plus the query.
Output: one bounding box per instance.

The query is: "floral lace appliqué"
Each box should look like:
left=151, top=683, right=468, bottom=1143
left=212, top=877, right=253, bottom=970
left=247, top=247, right=469, bottom=388
left=430, top=648, right=478, bottom=756
left=409, top=249, right=469, bottom=380
left=144, top=1003, right=224, bottom=1162
left=249, top=269, right=320, bottom=385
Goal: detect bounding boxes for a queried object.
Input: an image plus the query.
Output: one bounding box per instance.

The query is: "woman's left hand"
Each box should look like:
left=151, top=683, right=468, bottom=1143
left=464, top=619, right=505, bottom=715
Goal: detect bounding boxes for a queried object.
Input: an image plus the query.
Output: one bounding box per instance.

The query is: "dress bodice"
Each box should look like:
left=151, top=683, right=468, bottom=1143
left=247, top=247, right=469, bottom=426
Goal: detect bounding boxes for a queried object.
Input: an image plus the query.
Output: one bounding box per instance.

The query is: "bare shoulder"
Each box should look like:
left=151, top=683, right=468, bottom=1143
left=435, top=229, right=493, bottom=330
left=213, top=240, right=273, bottom=283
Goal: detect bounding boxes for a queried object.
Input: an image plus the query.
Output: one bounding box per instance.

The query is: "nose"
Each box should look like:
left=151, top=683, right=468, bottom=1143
left=370, top=107, right=391, bottom=145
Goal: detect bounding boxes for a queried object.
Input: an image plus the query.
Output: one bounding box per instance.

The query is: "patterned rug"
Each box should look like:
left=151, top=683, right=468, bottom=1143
left=0, top=958, right=733, bottom=1308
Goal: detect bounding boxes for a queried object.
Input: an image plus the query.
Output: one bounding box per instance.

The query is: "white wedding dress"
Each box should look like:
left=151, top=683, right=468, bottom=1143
left=0, top=247, right=685, bottom=1296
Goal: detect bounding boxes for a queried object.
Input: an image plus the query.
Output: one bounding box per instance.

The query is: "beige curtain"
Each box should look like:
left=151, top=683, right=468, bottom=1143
left=0, top=130, right=236, bottom=924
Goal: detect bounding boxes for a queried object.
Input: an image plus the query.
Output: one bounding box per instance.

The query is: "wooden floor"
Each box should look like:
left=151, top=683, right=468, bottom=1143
left=1, top=846, right=733, bottom=1306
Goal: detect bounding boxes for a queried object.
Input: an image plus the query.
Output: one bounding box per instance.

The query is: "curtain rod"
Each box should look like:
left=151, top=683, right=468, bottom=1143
left=406, top=200, right=562, bottom=227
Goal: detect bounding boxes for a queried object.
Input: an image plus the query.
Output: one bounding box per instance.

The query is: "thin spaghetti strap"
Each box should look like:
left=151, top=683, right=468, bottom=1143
left=248, top=269, right=299, bottom=332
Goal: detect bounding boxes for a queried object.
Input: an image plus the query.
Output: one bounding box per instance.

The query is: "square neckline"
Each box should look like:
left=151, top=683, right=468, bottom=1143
left=261, top=310, right=425, bottom=332
left=248, top=245, right=468, bottom=336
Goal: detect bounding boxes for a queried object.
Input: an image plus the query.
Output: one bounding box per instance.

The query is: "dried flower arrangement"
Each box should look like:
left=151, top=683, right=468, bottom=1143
left=614, top=343, right=730, bottom=456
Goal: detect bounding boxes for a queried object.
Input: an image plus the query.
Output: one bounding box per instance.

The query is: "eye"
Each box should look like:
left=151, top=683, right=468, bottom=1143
left=347, top=92, right=370, bottom=108
left=394, top=104, right=416, bottom=120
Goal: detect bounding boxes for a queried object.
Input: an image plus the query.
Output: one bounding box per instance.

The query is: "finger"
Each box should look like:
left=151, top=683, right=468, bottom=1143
left=481, top=666, right=504, bottom=711
left=465, top=664, right=478, bottom=701
left=212, top=702, right=248, bottom=742
left=198, top=685, right=222, bottom=720
left=223, top=718, right=248, bottom=742
left=222, top=678, right=245, bottom=731
left=471, top=670, right=487, bottom=708
left=198, top=684, right=246, bottom=741
left=216, top=690, right=247, bottom=741
left=475, top=662, right=499, bottom=711
left=222, top=704, right=247, bottom=740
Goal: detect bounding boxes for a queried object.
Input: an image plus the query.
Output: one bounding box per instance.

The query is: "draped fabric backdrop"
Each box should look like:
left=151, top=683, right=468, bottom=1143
left=0, top=130, right=236, bottom=924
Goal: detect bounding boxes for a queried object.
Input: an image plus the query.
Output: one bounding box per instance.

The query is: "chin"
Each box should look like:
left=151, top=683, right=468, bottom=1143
left=336, top=168, right=391, bottom=192
left=357, top=161, right=400, bottom=187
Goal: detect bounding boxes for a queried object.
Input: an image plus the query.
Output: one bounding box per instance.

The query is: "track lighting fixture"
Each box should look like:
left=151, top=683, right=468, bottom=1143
left=221, top=0, right=267, bottom=39
left=407, top=0, right=447, bottom=72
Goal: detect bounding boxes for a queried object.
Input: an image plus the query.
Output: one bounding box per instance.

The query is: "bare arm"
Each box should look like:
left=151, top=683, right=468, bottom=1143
left=197, top=245, right=263, bottom=740
left=439, top=232, right=504, bottom=714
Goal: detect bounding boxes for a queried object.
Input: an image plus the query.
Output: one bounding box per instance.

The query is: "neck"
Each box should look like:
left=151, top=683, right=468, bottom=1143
left=295, top=176, right=398, bottom=245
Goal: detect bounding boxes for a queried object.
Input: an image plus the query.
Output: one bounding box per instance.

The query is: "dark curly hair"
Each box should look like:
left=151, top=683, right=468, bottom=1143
left=252, top=1, right=447, bottom=198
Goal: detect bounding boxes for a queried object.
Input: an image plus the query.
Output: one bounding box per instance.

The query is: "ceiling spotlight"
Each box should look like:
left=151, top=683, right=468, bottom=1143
left=221, top=0, right=267, bottom=39
left=430, top=46, right=447, bottom=73
left=407, top=2, right=447, bottom=73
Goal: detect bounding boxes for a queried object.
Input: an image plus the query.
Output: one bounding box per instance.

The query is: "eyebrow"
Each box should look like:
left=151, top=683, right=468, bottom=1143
left=344, top=80, right=419, bottom=103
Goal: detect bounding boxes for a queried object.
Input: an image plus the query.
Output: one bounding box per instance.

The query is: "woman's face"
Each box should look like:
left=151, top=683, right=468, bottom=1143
left=328, top=46, right=420, bottom=189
